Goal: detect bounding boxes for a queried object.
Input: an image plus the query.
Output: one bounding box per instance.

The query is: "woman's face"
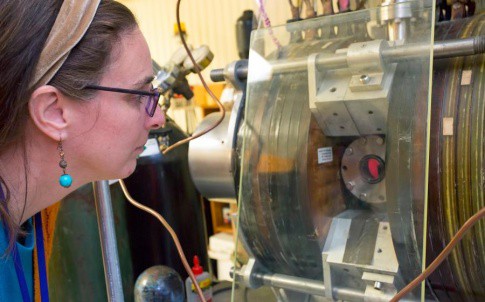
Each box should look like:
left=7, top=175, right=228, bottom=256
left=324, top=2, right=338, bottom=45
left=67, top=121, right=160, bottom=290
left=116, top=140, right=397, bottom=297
left=67, top=28, right=164, bottom=181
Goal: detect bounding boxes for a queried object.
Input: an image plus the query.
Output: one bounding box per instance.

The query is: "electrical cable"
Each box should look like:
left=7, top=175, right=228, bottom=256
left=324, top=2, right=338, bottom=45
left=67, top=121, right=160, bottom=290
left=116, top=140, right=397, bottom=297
left=288, top=0, right=302, bottom=19
left=255, top=0, right=282, bottom=49
left=118, top=179, right=207, bottom=302
left=390, top=206, right=485, bottom=301
left=162, top=0, right=226, bottom=155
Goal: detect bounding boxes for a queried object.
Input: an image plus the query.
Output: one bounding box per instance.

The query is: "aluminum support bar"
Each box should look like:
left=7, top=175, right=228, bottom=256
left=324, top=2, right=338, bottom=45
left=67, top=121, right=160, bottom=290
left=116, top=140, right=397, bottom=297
left=93, top=180, right=125, bottom=302
left=210, top=36, right=485, bottom=81
left=253, top=272, right=326, bottom=297
left=249, top=272, right=421, bottom=301
left=383, top=36, right=485, bottom=61
left=432, top=36, right=484, bottom=58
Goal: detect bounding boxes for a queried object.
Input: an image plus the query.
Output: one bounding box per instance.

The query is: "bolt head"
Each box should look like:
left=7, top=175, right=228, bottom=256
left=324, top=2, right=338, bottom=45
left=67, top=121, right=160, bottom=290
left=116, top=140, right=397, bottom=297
left=374, top=281, right=382, bottom=290
left=359, top=74, right=371, bottom=84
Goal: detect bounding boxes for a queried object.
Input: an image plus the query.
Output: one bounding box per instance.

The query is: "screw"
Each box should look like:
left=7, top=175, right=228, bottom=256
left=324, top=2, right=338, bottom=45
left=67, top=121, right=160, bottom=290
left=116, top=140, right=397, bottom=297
left=374, top=281, right=382, bottom=290
left=360, top=74, right=371, bottom=84
left=376, top=137, right=384, bottom=145
left=346, top=147, right=353, bottom=155
left=360, top=193, right=367, bottom=200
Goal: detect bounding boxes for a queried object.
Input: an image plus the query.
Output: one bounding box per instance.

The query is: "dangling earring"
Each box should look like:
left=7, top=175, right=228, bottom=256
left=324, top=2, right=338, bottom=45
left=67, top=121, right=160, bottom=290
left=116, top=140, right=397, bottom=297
left=57, top=139, right=72, bottom=188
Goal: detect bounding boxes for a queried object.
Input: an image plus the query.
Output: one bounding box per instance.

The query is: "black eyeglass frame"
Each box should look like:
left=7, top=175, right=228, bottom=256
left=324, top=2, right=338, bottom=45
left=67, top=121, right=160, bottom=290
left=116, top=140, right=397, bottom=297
left=84, top=84, right=161, bottom=117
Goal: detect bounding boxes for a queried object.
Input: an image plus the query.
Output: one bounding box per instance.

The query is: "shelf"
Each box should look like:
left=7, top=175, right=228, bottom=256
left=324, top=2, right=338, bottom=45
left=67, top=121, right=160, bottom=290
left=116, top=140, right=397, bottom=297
left=210, top=201, right=237, bottom=234
left=214, top=225, right=233, bottom=234
left=209, top=198, right=237, bottom=204
left=193, top=83, right=225, bottom=110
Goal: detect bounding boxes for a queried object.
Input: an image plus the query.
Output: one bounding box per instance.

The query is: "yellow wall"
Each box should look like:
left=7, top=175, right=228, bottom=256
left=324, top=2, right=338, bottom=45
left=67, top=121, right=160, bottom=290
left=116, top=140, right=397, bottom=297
left=117, top=0, right=292, bottom=84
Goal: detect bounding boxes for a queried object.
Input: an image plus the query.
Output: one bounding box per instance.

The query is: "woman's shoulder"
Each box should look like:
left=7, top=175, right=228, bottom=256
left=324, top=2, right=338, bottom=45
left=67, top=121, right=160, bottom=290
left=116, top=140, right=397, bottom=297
left=0, top=219, right=34, bottom=252
left=0, top=219, right=34, bottom=301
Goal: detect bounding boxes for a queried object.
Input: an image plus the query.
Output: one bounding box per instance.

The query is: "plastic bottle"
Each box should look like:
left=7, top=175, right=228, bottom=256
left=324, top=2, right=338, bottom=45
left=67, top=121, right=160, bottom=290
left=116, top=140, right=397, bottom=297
left=185, top=256, right=213, bottom=302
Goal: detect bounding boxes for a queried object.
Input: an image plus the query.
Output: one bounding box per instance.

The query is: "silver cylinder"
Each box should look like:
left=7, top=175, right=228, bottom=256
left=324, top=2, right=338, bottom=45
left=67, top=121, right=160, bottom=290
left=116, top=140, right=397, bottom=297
left=248, top=272, right=420, bottom=301
left=211, top=37, right=484, bottom=79
left=188, top=112, right=236, bottom=199
left=250, top=272, right=368, bottom=301
left=93, top=180, right=125, bottom=302
left=254, top=273, right=326, bottom=297
left=388, top=19, right=408, bottom=42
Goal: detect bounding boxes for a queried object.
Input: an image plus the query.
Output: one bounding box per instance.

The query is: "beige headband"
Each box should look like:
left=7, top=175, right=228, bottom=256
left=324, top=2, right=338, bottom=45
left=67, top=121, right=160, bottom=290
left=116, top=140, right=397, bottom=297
left=30, top=0, right=101, bottom=89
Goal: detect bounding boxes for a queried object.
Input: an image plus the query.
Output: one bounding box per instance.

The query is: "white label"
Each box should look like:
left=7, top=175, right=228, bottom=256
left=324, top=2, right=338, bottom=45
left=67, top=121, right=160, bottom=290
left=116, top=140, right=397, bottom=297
left=139, top=138, right=160, bottom=157
left=461, top=70, right=472, bottom=85
left=443, top=117, right=454, bottom=136
left=318, top=147, right=333, bottom=164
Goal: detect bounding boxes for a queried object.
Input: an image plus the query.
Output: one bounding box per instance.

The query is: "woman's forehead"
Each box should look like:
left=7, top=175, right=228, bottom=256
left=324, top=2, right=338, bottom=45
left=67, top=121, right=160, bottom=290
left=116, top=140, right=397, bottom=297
left=101, top=28, right=153, bottom=88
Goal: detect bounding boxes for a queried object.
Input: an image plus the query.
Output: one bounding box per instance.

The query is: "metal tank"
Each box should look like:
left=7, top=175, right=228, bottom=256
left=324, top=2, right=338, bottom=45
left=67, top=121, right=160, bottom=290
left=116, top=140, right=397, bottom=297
left=123, top=119, right=209, bottom=281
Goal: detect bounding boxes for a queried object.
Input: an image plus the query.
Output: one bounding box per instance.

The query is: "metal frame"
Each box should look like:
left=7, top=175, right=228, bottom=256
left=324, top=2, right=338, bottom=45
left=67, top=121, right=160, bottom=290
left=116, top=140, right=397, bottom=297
left=93, top=180, right=124, bottom=302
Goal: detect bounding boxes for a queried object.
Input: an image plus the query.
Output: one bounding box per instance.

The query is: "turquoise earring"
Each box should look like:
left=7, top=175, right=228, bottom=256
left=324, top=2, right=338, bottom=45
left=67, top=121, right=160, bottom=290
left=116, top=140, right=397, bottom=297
left=57, top=139, right=72, bottom=188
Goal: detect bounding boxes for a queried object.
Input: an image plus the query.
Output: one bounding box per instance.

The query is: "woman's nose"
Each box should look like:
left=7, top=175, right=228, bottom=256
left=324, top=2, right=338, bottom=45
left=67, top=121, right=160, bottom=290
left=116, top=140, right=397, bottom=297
left=147, top=104, right=165, bottom=129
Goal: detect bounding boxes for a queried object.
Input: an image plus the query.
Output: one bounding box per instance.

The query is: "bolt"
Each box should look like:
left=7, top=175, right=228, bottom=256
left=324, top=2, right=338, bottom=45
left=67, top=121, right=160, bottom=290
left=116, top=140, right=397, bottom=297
left=376, top=137, right=384, bottom=145
left=374, top=281, right=382, bottom=290
left=346, top=147, right=353, bottom=155
left=359, top=74, right=371, bottom=84
left=360, top=193, right=367, bottom=200
left=347, top=181, right=355, bottom=190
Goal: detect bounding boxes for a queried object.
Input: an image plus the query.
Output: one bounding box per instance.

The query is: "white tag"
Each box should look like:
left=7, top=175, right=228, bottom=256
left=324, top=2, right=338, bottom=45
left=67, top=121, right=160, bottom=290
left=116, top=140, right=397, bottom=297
left=443, top=117, right=453, bottom=136
left=461, top=70, right=472, bottom=85
left=318, top=147, right=333, bottom=164
left=139, top=138, right=160, bottom=157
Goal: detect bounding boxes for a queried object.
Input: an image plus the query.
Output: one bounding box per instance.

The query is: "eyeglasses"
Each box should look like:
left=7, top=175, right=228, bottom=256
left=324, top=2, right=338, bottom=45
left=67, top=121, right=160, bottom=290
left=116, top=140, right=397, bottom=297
left=84, top=84, right=161, bottom=117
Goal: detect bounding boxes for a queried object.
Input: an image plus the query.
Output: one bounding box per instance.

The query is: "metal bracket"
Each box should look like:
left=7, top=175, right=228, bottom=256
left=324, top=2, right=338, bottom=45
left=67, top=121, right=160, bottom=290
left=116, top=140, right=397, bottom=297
left=309, top=40, right=397, bottom=137
left=237, top=258, right=265, bottom=289
left=322, top=211, right=399, bottom=301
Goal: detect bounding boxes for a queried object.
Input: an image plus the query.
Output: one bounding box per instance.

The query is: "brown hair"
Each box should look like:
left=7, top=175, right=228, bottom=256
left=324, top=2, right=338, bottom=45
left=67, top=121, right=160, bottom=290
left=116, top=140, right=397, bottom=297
left=0, top=0, right=137, bottom=253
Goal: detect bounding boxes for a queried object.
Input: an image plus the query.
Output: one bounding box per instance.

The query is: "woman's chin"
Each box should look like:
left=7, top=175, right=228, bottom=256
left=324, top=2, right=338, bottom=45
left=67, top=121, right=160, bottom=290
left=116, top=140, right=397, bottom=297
left=117, top=160, right=138, bottom=180
left=88, top=159, right=138, bottom=182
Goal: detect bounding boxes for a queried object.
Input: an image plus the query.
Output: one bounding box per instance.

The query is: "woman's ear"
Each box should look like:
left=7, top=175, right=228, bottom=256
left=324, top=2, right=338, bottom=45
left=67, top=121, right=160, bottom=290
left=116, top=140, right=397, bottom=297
left=28, top=85, right=69, bottom=141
